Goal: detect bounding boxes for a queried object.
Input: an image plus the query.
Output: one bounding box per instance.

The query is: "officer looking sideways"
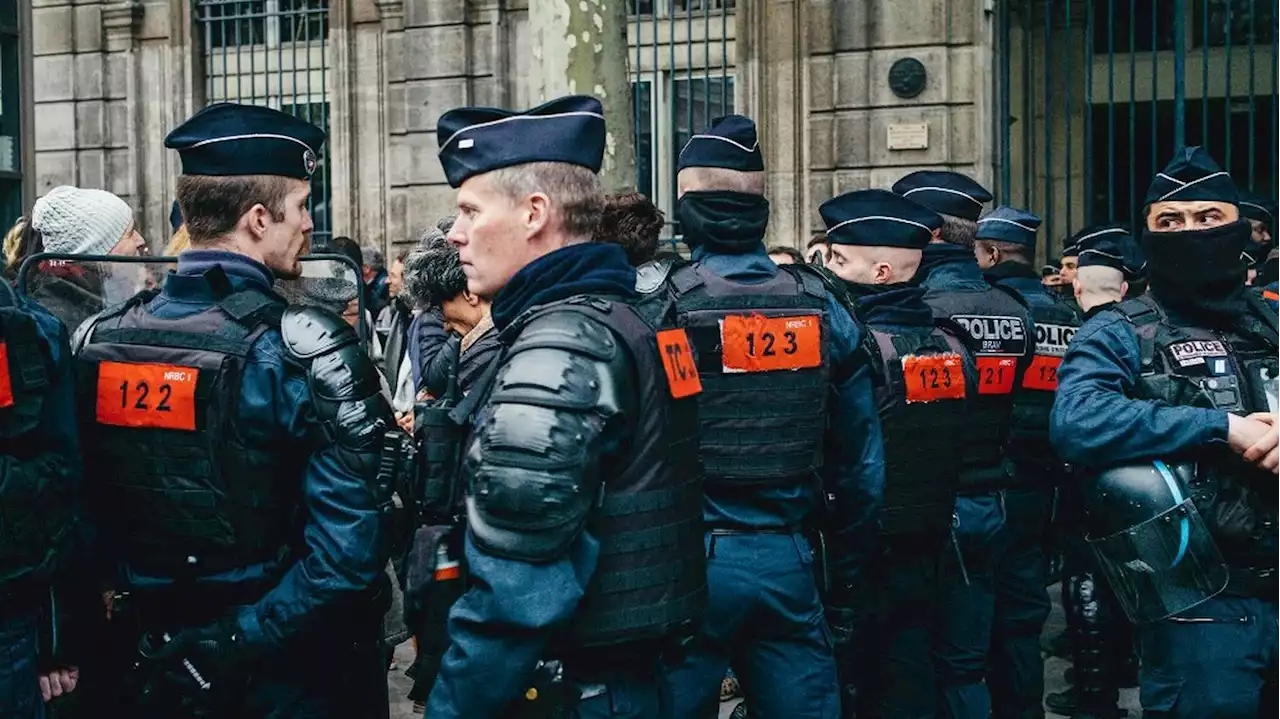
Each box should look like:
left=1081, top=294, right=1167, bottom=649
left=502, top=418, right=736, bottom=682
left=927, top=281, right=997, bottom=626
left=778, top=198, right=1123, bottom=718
left=653, top=115, right=884, bottom=719
left=425, top=95, right=706, bottom=719
left=1051, top=146, right=1279, bottom=718
left=819, top=189, right=977, bottom=719
left=73, top=102, right=397, bottom=716
left=973, top=205, right=1077, bottom=719
left=891, top=171, right=1035, bottom=719
left=0, top=283, right=83, bottom=717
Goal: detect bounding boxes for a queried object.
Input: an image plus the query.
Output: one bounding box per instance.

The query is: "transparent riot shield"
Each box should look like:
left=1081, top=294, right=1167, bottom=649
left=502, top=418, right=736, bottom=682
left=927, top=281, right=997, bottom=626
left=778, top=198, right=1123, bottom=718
left=1087, top=498, right=1230, bottom=624
left=16, top=252, right=367, bottom=344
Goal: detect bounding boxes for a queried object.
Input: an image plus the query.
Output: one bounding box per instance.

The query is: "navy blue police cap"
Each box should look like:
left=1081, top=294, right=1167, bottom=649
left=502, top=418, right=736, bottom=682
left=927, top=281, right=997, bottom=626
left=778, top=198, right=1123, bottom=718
left=890, top=171, right=993, bottom=222
left=1238, top=189, right=1276, bottom=229
left=677, top=115, right=764, bottom=173
left=169, top=200, right=183, bottom=234
left=1078, top=236, right=1146, bottom=282
left=436, top=95, right=605, bottom=188
left=165, top=102, right=324, bottom=180
left=976, top=206, right=1041, bottom=248
left=1144, top=146, right=1238, bottom=206
left=820, top=189, right=942, bottom=250
left=1062, top=223, right=1129, bottom=258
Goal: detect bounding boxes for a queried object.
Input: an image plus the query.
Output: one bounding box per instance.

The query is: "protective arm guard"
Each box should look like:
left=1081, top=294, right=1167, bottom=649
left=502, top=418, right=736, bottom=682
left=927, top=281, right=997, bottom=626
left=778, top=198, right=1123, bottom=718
left=464, top=308, right=636, bottom=563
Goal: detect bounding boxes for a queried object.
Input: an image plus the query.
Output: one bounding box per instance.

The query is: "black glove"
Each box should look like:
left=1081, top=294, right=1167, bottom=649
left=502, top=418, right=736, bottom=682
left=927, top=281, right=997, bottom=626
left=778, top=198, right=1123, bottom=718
left=139, top=617, right=248, bottom=713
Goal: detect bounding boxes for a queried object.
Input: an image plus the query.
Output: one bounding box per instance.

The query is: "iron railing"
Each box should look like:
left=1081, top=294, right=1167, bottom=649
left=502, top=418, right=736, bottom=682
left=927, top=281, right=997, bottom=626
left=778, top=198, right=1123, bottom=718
left=997, top=0, right=1277, bottom=261
left=194, top=0, right=333, bottom=244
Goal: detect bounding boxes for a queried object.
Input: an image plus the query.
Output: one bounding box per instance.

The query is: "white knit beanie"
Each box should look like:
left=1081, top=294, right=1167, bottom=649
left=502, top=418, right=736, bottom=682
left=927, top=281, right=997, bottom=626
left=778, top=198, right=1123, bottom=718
left=31, top=185, right=134, bottom=256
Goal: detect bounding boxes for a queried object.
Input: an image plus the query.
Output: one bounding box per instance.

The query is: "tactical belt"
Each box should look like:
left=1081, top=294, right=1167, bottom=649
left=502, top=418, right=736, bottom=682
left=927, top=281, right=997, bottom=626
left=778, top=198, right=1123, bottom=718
left=1225, top=567, right=1277, bottom=601
left=706, top=527, right=797, bottom=536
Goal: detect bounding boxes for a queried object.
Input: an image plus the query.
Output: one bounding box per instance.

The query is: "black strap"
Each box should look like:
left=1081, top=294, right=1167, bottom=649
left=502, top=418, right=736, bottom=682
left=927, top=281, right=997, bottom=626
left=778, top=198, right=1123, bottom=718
left=596, top=479, right=701, bottom=518
left=669, top=265, right=706, bottom=295
left=1244, top=292, right=1280, bottom=340
left=93, top=327, right=255, bottom=357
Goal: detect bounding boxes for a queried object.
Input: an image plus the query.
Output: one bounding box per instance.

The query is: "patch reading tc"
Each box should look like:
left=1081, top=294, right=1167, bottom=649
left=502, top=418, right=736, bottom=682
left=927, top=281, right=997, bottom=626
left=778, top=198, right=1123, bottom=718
left=0, top=343, right=14, bottom=409
left=656, top=328, right=702, bottom=399
left=720, top=314, right=822, bottom=373
left=1167, top=340, right=1228, bottom=367
left=901, top=353, right=966, bottom=403
left=97, top=361, right=199, bottom=431
left=951, top=315, right=1029, bottom=357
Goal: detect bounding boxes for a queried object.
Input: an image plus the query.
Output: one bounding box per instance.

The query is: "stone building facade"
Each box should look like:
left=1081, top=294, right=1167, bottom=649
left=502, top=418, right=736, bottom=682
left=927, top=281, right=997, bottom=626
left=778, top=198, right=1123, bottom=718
left=17, top=0, right=995, bottom=255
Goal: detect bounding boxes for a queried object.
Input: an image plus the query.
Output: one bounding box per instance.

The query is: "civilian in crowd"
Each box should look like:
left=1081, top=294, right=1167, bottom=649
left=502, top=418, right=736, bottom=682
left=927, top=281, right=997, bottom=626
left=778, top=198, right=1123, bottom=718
left=594, top=191, right=665, bottom=266
left=362, top=243, right=390, bottom=318
left=767, top=245, right=805, bottom=265
left=3, top=215, right=27, bottom=277
left=404, top=217, right=457, bottom=397
left=806, top=232, right=830, bottom=264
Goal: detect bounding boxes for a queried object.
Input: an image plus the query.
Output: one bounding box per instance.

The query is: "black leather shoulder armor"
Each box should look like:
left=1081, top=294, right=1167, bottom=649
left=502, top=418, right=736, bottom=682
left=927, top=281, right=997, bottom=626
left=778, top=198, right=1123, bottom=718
left=281, top=305, right=360, bottom=360
left=465, top=304, right=637, bottom=562
left=635, top=256, right=682, bottom=295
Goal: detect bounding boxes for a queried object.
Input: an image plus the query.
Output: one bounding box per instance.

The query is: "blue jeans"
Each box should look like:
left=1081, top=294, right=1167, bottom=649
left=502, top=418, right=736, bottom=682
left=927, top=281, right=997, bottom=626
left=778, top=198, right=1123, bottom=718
left=988, top=488, right=1052, bottom=719
left=0, top=614, right=44, bottom=719
left=664, top=532, right=840, bottom=719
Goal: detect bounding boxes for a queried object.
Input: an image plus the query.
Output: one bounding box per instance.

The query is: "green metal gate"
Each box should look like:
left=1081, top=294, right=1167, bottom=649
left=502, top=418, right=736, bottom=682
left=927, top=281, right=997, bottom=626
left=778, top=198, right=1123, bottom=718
left=629, top=0, right=737, bottom=249
left=996, top=0, right=1277, bottom=259
left=193, top=0, right=332, bottom=244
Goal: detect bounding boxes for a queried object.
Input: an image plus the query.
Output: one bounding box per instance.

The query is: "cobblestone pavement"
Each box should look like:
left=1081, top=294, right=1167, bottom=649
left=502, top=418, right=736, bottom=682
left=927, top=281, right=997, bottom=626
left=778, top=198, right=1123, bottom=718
left=389, top=584, right=1142, bottom=718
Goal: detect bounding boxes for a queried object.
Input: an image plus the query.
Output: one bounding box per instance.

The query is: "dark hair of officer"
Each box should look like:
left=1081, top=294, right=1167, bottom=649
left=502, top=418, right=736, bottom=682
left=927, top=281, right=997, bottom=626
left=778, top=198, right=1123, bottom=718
left=594, top=191, right=665, bottom=267
left=767, top=245, right=806, bottom=264
left=176, top=174, right=294, bottom=246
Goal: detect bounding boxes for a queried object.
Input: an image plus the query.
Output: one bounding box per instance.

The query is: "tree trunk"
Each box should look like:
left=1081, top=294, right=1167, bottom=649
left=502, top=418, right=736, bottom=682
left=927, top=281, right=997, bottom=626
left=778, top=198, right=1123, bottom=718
left=529, top=0, right=637, bottom=192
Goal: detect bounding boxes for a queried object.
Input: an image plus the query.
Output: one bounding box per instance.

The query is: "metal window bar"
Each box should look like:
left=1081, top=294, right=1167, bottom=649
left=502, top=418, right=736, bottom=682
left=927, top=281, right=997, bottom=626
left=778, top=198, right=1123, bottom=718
left=194, top=0, right=332, bottom=244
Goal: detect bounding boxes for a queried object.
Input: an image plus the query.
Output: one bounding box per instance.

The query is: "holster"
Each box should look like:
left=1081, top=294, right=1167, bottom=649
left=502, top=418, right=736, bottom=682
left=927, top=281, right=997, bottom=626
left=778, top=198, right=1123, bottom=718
left=502, top=660, right=579, bottom=719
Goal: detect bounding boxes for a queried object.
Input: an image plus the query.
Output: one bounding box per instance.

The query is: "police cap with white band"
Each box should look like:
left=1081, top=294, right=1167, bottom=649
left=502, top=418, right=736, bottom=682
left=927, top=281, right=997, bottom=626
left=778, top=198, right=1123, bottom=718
left=1238, top=188, right=1276, bottom=231
left=890, top=171, right=993, bottom=222
left=677, top=114, right=764, bottom=172
left=976, top=206, right=1041, bottom=248
left=1062, top=223, right=1129, bottom=259
left=820, top=189, right=942, bottom=250
left=1144, top=146, right=1238, bottom=207
left=165, top=102, right=324, bottom=181
left=436, top=95, right=606, bottom=188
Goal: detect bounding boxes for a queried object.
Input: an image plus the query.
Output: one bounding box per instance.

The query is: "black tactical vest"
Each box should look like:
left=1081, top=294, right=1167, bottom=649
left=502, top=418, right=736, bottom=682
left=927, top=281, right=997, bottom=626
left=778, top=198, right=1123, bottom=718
left=512, top=296, right=707, bottom=650
left=75, top=289, right=302, bottom=578
left=998, top=285, right=1082, bottom=474
left=1115, top=294, right=1279, bottom=569
left=863, top=321, right=975, bottom=543
left=0, top=304, right=77, bottom=599
left=666, top=263, right=830, bottom=494
left=922, top=284, right=1033, bottom=493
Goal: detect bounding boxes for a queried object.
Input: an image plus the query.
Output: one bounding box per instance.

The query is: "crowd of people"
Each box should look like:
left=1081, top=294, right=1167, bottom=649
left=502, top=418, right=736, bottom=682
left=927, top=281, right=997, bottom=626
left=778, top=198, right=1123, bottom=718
left=0, top=91, right=1276, bottom=719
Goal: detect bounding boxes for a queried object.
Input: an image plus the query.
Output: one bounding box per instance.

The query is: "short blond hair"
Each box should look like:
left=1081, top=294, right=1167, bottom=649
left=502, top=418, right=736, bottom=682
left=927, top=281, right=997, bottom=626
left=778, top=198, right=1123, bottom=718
left=677, top=167, right=766, bottom=196
left=486, top=162, right=604, bottom=241
left=1074, top=265, right=1126, bottom=311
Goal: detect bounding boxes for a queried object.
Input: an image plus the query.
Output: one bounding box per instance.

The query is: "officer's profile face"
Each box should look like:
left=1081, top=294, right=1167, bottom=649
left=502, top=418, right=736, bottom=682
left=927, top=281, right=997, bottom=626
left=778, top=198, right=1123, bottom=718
left=258, top=179, right=313, bottom=279
left=450, top=174, right=537, bottom=298
left=1146, top=200, right=1239, bottom=232
left=1058, top=256, right=1078, bottom=283
left=1249, top=219, right=1271, bottom=245
left=826, top=245, right=881, bottom=284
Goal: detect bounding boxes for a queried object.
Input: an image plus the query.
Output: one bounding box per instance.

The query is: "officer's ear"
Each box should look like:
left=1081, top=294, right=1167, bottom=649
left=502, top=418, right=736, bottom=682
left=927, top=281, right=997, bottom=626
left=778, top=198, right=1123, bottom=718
left=873, top=262, right=894, bottom=284
left=1120, top=280, right=1130, bottom=298
left=242, top=203, right=273, bottom=241
left=522, top=192, right=551, bottom=239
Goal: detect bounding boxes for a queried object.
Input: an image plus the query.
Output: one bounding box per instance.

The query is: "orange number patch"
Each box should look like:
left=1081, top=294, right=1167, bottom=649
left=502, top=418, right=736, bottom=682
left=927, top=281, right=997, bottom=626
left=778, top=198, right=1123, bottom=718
left=976, top=356, right=1017, bottom=395
left=720, top=314, right=822, bottom=373
left=96, top=361, right=199, bottom=431
left=0, top=343, right=14, bottom=409
left=656, top=328, right=703, bottom=399
left=902, top=353, right=966, bottom=403
left=1022, top=355, right=1062, bottom=391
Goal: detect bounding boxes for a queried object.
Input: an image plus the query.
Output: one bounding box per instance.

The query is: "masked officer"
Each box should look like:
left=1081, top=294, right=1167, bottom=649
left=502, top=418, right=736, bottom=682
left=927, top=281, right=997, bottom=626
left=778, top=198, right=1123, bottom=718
left=654, top=116, right=884, bottom=719
left=72, top=102, right=396, bottom=717
left=970, top=206, right=1074, bottom=718
left=819, top=189, right=977, bottom=719
left=0, top=281, right=82, bottom=717
left=1051, top=146, right=1279, bottom=718
left=423, top=95, right=706, bottom=719
left=890, top=171, right=1034, bottom=719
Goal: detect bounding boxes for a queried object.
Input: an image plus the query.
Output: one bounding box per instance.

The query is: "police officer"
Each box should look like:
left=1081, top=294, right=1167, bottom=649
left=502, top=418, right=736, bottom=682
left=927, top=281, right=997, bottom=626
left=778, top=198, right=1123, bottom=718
left=1051, top=146, right=1279, bottom=718
left=819, top=189, right=977, bottom=719
left=971, top=206, right=1076, bottom=719
left=654, top=116, right=885, bottom=719
left=74, top=102, right=396, bottom=716
left=890, top=171, right=1034, bottom=719
left=424, top=95, right=706, bottom=718
left=0, top=282, right=82, bottom=717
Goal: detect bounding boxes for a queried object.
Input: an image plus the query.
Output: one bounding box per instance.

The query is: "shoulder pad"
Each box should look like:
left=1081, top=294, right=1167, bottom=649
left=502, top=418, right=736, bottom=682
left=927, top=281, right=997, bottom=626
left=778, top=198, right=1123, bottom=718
left=71, top=311, right=104, bottom=355
left=779, top=263, right=833, bottom=301
left=281, top=305, right=360, bottom=360
left=1112, top=295, right=1161, bottom=327
left=635, top=256, right=681, bottom=295
left=507, top=306, right=620, bottom=362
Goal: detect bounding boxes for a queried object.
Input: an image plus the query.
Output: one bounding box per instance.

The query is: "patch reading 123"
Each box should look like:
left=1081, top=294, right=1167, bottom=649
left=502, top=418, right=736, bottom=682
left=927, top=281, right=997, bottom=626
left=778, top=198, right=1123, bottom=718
left=96, top=361, right=199, bottom=431
left=902, top=353, right=966, bottom=403
left=720, top=314, right=822, bottom=373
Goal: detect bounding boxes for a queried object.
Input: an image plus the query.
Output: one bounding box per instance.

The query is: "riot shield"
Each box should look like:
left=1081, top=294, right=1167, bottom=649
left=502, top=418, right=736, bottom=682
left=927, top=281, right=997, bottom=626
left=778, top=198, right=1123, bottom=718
left=16, top=252, right=368, bottom=343
left=1087, top=498, right=1229, bottom=624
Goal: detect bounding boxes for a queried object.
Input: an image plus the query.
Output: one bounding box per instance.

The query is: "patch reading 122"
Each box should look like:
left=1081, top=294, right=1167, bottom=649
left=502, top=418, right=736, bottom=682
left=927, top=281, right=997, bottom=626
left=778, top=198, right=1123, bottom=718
left=96, top=361, right=199, bottom=431
left=721, top=314, right=822, bottom=373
